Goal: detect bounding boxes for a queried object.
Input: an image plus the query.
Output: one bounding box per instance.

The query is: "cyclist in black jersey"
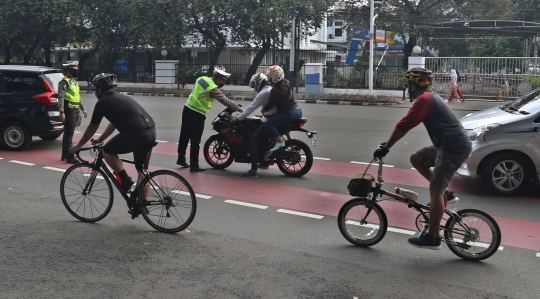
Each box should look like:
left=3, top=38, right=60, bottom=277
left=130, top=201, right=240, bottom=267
left=69, top=73, right=156, bottom=194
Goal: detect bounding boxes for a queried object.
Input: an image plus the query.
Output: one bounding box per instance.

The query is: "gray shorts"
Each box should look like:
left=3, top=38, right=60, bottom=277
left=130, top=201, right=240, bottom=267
left=417, top=145, right=470, bottom=191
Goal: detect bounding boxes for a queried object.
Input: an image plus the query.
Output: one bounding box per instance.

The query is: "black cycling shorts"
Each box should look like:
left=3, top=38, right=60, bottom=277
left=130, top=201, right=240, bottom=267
left=103, top=127, right=156, bottom=164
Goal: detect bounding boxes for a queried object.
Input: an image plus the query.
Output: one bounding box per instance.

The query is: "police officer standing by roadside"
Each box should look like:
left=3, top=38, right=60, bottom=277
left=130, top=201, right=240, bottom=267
left=176, top=69, right=243, bottom=172
left=58, top=61, right=88, bottom=163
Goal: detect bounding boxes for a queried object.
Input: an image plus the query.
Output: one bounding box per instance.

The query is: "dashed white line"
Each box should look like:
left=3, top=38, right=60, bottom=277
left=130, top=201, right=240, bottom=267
left=313, top=157, right=331, bottom=161
left=224, top=200, right=268, bottom=209
left=388, top=227, right=416, bottom=235
left=155, top=140, right=168, bottom=143
left=0, top=157, right=4, bottom=160
left=9, top=160, right=35, bottom=166
left=277, top=209, right=324, bottom=219
left=75, top=131, right=82, bottom=134
left=351, top=161, right=394, bottom=168
left=43, top=166, right=66, bottom=172
left=537, top=253, right=540, bottom=258
left=171, top=189, right=212, bottom=199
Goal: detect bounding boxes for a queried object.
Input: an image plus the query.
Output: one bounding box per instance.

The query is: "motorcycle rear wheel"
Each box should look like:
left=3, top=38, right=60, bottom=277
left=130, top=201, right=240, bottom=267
left=276, top=139, right=313, bottom=177
left=203, top=135, right=235, bottom=169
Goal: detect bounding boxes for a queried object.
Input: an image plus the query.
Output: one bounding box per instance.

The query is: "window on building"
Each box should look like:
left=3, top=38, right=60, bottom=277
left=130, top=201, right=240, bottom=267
left=335, top=28, right=343, bottom=37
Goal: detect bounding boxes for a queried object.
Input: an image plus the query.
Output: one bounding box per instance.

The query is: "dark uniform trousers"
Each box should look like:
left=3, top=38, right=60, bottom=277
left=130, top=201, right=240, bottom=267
left=62, top=107, right=79, bottom=158
left=177, top=106, right=206, bottom=168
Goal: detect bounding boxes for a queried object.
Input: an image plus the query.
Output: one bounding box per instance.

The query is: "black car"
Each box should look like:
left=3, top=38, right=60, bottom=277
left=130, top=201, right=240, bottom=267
left=0, top=65, right=65, bottom=150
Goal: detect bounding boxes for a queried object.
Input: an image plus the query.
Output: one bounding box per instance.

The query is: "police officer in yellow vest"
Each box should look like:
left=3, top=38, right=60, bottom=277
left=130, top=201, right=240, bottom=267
left=177, top=69, right=243, bottom=172
left=58, top=61, right=88, bottom=163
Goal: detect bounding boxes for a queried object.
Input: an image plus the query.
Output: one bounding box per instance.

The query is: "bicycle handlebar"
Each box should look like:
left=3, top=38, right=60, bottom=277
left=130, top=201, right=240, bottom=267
left=76, top=140, right=104, bottom=163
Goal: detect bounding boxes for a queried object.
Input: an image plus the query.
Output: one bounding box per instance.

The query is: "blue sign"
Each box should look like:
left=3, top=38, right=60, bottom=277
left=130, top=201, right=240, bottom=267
left=352, top=26, right=370, bottom=40
left=346, top=40, right=361, bottom=66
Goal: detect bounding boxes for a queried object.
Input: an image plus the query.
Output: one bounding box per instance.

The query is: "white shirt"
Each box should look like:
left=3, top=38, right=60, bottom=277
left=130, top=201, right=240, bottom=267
left=235, top=86, right=277, bottom=122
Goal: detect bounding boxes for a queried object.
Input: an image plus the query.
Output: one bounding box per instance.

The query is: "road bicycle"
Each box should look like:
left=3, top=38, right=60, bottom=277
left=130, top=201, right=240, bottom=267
left=60, top=141, right=196, bottom=233
left=337, top=156, right=501, bottom=261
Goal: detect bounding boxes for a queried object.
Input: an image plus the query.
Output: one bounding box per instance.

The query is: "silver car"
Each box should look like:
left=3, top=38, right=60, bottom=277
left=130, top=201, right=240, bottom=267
left=458, top=88, right=540, bottom=196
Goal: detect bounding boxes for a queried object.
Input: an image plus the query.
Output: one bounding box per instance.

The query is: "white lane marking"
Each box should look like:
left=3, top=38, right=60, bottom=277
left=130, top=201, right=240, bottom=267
left=277, top=209, right=324, bottom=219
left=171, top=189, right=212, bottom=199
left=313, top=157, right=331, bottom=161
left=350, top=161, right=394, bottom=168
left=225, top=200, right=268, bottom=209
left=156, top=140, right=168, bottom=143
left=94, top=133, right=101, bottom=136
left=411, top=167, right=416, bottom=170
left=537, top=253, right=540, bottom=258
left=9, top=160, right=35, bottom=166
left=83, top=173, right=104, bottom=180
left=388, top=227, right=416, bottom=235
left=0, top=157, right=4, bottom=159
left=75, top=131, right=82, bottom=134
left=43, top=166, right=66, bottom=172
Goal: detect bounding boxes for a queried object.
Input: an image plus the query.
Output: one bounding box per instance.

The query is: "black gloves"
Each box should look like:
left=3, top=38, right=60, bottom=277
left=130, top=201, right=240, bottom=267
left=373, top=143, right=389, bottom=158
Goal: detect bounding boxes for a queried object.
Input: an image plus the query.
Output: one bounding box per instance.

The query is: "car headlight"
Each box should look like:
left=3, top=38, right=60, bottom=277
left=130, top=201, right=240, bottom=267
left=467, top=124, right=502, bottom=141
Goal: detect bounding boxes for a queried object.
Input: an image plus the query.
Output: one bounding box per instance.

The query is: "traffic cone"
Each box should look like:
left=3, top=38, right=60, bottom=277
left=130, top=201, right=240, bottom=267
left=497, top=89, right=503, bottom=101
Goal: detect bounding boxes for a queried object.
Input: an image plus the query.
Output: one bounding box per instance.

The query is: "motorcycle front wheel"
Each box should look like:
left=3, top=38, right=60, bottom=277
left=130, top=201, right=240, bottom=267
left=203, top=135, right=235, bottom=169
left=276, top=139, right=313, bottom=177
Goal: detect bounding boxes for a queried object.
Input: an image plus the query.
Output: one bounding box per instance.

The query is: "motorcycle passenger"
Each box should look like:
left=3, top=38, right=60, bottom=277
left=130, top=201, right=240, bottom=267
left=177, top=69, right=243, bottom=172
left=373, top=68, right=472, bottom=250
left=231, top=73, right=275, bottom=177
left=260, top=65, right=302, bottom=153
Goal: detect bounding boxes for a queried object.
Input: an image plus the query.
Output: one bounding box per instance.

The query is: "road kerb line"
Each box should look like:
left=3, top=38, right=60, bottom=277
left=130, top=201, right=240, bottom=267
left=9, top=160, right=35, bottom=166
left=225, top=200, right=268, bottom=209
left=351, top=161, right=394, bottom=167
left=43, top=166, right=66, bottom=172
left=277, top=209, right=324, bottom=219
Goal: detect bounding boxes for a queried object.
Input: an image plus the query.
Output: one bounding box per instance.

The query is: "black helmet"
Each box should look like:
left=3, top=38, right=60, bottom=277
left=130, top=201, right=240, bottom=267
left=92, top=73, right=117, bottom=89
left=404, top=68, right=433, bottom=88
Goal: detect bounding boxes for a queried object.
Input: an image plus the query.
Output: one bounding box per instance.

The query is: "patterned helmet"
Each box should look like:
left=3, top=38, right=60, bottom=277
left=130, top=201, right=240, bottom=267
left=62, top=61, right=79, bottom=69
left=249, top=73, right=268, bottom=92
left=266, top=65, right=285, bottom=84
left=404, top=68, right=433, bottom=87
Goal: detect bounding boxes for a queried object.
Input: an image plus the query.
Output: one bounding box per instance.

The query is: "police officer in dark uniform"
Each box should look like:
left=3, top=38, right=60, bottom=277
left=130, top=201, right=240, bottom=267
left=58, top=61, right=88, bottom=163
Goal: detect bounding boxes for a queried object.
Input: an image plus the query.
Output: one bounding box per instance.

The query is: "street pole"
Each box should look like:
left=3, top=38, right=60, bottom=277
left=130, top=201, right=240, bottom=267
left=290, top=14, right=296, bottom=90
left=368, top=0, right=375, bottom=95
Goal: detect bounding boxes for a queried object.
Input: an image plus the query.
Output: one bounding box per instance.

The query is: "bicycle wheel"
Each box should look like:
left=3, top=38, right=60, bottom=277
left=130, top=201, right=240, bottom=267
left=138, top=170, right=197, bottom=233
left=444, top=209, right=501, bottom=261
left=60, top=164, right=114, bottom=222
left=337, top=198, right=387, bottom=247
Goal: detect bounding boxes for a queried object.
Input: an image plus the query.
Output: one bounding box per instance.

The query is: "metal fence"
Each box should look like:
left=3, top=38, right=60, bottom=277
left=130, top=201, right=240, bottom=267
left=426, top=57, right=540, bottom=98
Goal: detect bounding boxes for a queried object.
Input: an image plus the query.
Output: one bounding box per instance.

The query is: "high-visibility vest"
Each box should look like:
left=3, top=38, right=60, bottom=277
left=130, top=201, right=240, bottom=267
left=63, top=77, right=80, bottom=108
left=185, top=76, right=217, bottom=115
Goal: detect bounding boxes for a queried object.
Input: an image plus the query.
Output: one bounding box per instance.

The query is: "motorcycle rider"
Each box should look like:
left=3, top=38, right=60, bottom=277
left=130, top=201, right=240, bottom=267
left=231, top=73, right=276, bottom=177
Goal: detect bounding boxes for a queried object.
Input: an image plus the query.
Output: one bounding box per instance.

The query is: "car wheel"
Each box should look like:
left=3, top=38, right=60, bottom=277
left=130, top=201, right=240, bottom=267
left=482, top=153, right=531, bottom=196
left=39, top=132, right=63, bottom=141
left=1, top=121, right=32, bottom=151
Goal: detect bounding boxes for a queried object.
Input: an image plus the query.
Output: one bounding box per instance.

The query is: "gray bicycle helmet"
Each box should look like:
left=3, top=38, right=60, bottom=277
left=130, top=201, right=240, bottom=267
left=92, top=73, right=118, bottom=89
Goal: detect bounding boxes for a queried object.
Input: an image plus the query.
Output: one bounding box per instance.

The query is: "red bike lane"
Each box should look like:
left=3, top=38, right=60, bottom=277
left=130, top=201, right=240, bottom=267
left=1, top=143, right=539, bottom=252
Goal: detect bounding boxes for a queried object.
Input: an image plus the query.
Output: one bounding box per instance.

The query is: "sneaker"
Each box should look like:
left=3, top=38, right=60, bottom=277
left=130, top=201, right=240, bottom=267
left=121, top=177, right=135, bottom=194
left=176, top=157, right=189, bottom=168
left=427, top=190, right=459, bottom=207
left=408, top=232, right=441, bottom=250
left=268, top=142, right=284, bottom=152
left=241, top=170, right=258, bottom=177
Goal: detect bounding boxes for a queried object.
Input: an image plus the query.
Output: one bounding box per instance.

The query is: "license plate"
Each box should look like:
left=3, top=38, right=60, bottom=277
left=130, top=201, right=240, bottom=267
left=48, top=111, right=60, bottom=117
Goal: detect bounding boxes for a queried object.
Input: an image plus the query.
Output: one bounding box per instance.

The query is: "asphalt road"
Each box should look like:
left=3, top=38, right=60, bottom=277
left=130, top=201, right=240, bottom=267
left=0, top=94, right=538, bottom=298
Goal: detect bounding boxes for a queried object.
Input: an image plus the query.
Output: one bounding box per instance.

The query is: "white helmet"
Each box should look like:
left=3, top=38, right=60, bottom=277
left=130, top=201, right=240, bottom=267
left=266, top=65, right=285, bottom=83
left=249, top=73, right=268, bottom=92
left=213, top=68, right=230, bottom=79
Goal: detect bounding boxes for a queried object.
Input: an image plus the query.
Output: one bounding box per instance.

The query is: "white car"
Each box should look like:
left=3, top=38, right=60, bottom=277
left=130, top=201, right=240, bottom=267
left=458, top=88, right=540, bottom=195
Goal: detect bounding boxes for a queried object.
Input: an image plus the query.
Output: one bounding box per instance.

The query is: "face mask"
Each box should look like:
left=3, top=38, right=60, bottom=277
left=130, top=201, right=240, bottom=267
left=71, top=69, right=79, bottom=77
left=218, top=83, right=224, bottom=88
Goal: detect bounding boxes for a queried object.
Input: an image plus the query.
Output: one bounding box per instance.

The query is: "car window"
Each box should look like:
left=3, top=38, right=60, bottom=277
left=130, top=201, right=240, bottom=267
left=43, top=72, right=65, bottom=93
left=3, top=72, right=39, bottom=93
left=508, top=88, right=540, bottom=110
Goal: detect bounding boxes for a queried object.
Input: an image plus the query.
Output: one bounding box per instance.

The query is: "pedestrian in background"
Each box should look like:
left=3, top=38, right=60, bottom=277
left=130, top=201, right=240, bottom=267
left=450, top=69, right=466, bottom=102
left=177, top=73, right=186, bottom=89
left=447, top=69, right=464, bottom=102
left=58, top=61, right=88, bottom=163
left=87, top=72, right=94, bottom=86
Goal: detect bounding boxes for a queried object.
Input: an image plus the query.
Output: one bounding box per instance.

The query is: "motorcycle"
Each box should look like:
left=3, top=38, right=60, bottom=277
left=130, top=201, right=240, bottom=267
left=203, top=107, right=317, bottom=177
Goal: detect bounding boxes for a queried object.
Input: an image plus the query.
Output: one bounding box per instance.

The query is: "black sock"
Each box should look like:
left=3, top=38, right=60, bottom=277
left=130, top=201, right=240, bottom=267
left=118, top=170, right=129, bottom=182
